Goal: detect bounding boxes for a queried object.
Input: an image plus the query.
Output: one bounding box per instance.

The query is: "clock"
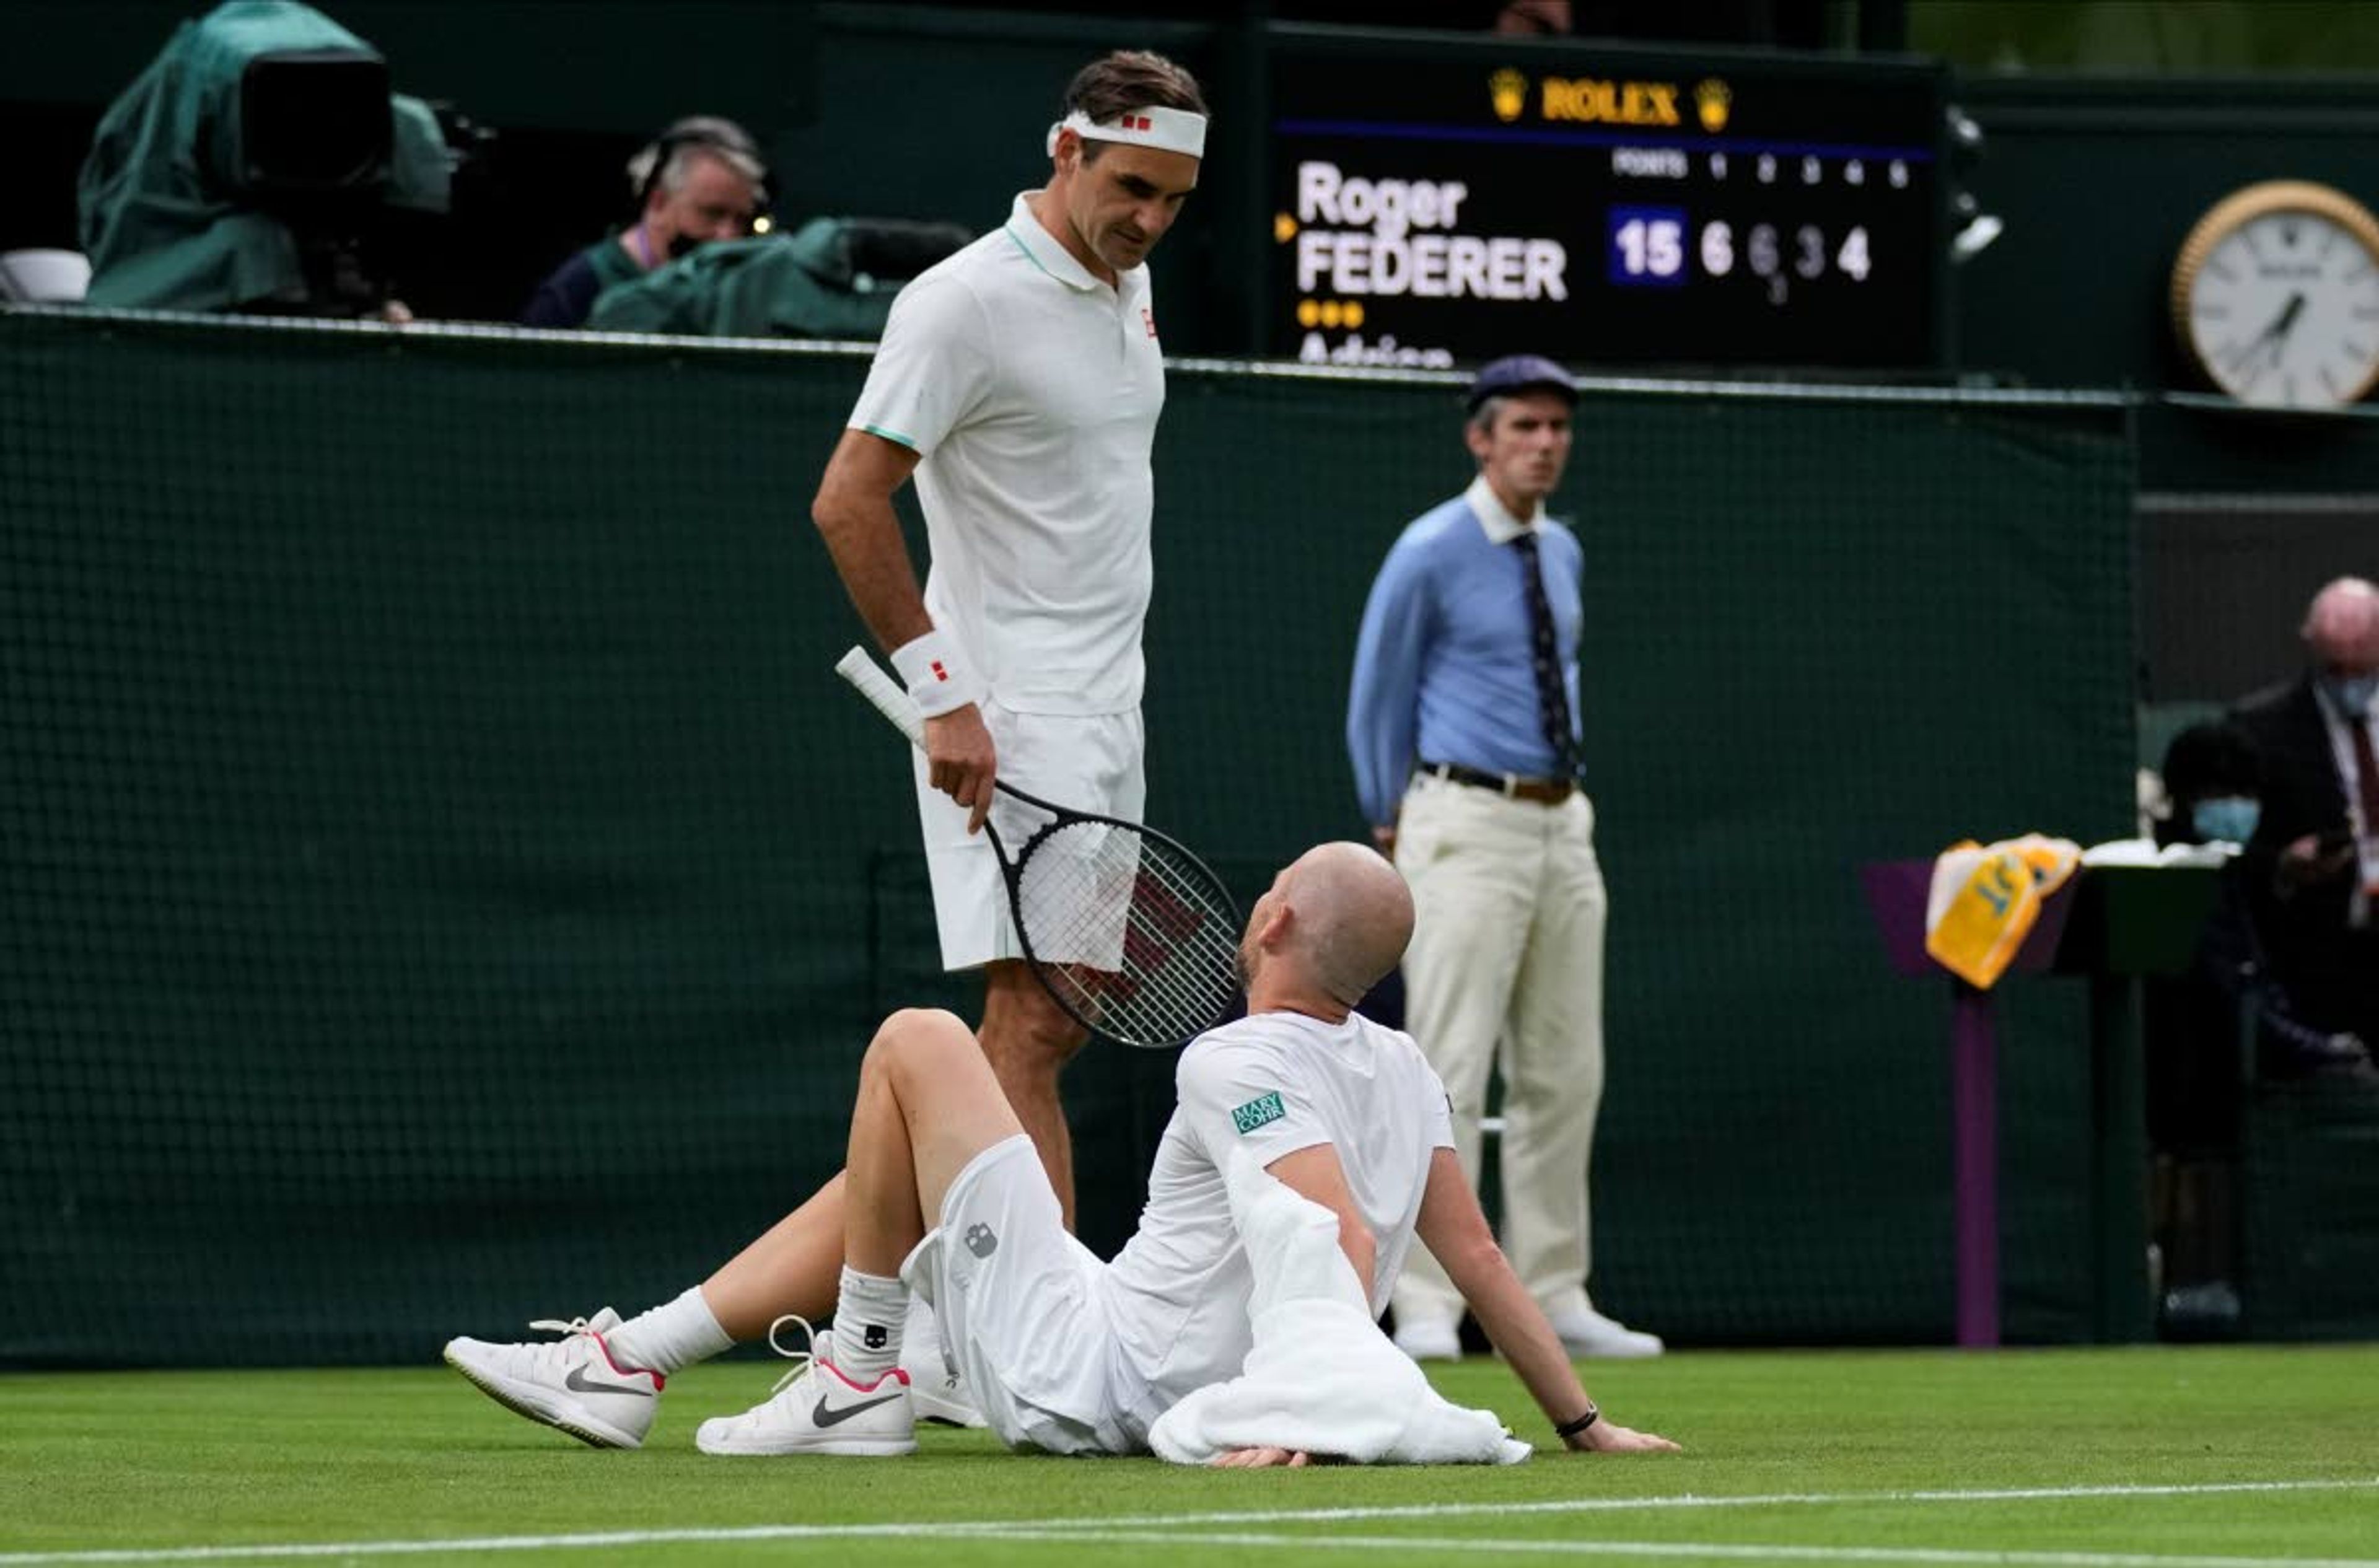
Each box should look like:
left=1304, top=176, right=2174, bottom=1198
left=2170, top=180, right=2379, bottom=409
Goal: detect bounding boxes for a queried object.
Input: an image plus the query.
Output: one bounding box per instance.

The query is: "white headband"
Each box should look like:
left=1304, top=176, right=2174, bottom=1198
left=1044, top=105, right=1207, bottom=160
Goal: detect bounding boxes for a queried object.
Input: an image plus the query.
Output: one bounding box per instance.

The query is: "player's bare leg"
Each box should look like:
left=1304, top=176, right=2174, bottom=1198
left=845, top=1007, right=1032, bottom=1276
left=697, top=1029, right=994, bottom=1421
left=692, top=1008, right=1023, bottom=1456
left=977, top=958, right=1089, bottom=1227
left=445, top=992, right=1019, bottom=1451
left=696, top=1174, right=845, bottom=1338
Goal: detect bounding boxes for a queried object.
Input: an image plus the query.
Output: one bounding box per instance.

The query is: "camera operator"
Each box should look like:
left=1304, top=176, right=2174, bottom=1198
left=520, top=117, right=766, bottom=329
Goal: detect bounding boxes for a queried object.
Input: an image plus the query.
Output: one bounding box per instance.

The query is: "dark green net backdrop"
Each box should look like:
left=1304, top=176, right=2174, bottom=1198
left=0, top=311, right=2135, bottom=1365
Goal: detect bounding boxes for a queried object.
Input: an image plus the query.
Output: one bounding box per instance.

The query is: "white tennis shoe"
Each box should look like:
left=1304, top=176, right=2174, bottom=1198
left=442, top=1308, right=664, bottom=1449
left=898, top=1316, right=988, bottom=1429
left=1549, top=1307, right=1665, bottom=1359
left=1391, top=1318, right=1463, bottom=1361
left=695, top=1315, right=916, bottom=1456
left=906, top=1359, right=989, bottom=1429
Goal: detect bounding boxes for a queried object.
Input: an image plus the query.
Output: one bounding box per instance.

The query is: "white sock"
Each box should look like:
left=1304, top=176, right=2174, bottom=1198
left=830, top=1266, right=908, bottom=1385
left=605, top=1286, right=733, bottom=1377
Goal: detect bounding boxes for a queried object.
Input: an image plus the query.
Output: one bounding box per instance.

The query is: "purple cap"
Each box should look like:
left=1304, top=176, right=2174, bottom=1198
left=1466, top=354, right=1577, bottom=411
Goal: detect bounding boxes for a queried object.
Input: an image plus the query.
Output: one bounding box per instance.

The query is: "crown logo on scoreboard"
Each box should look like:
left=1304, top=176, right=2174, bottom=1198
left=1489, top=69, right=1528, bottom=123
left=1694, top=77, right=1732, bottom=133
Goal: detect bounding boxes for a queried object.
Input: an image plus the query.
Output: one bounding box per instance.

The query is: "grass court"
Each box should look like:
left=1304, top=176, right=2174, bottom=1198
left=6, top=1344, right=2376, bottom=1565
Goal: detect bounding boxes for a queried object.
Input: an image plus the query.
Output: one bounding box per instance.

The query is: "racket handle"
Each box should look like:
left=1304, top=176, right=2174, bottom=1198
left=834, top=645, right=928, bottom=748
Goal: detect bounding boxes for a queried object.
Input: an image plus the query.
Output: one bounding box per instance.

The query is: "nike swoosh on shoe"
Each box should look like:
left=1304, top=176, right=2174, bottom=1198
left=810, top=1393, right=903, bottom=1427
left=564, top=1365, right=656, bottom=1399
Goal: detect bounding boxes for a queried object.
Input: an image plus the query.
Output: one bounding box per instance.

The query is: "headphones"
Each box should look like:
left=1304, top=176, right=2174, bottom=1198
left=628, top=116, right=770, bottom=218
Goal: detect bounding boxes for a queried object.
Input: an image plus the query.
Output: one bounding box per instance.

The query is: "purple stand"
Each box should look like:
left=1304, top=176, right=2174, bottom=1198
left=1948, top=984, right=1999, bottom=1347
left=1860, top=859, right=2077, bottom=1349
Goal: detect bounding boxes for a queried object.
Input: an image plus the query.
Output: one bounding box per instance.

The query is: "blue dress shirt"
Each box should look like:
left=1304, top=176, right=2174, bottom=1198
left=1346, top=476, right=1587, bottom=826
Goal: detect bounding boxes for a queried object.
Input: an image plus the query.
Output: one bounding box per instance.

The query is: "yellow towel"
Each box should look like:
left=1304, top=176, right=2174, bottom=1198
left=1924, top=835, right=2082, bottom=989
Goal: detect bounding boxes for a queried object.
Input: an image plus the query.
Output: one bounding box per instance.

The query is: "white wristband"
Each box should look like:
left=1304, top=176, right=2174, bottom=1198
left=889, top=629, right=981, bottom=719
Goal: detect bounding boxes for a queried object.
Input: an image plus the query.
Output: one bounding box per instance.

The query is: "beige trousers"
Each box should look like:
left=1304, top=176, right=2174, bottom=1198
left=1388, top=769, right=1608, bottom=1329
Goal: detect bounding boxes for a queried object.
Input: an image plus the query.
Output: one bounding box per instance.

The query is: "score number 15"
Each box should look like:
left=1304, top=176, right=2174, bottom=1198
left=1610, top=206, right=1873, bottom=294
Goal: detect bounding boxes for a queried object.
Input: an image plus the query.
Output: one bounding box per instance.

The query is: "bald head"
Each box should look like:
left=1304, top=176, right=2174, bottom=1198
left=1240, top=842, right=1415, bottom=1009
left=2303, top=576, right=2379, bottom=672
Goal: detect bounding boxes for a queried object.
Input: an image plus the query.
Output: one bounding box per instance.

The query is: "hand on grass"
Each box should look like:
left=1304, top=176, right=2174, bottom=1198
left=1571, top=1420, right=1681, bottom=1455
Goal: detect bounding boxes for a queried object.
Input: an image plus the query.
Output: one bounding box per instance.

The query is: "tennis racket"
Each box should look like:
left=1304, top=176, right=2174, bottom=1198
left=835, top=646, right=1243, bottom=1051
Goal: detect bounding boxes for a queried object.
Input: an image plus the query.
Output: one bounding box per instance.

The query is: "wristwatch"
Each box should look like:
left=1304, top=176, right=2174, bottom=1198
left=1554, top=1401, right=1601, bottom=1440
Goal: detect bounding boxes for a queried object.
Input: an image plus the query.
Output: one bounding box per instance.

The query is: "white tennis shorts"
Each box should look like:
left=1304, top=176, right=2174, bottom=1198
left=911, top=700, right=1146, bottom=971
left=899, top=1132, right=1136, bottom=1456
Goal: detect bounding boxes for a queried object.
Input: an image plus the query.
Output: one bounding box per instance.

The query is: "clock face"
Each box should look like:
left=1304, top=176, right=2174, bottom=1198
left=2182, top=199, right=2379, bottom=408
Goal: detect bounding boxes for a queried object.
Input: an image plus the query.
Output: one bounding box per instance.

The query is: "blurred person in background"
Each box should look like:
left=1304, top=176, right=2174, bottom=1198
left=1346, top=354, right=1660, bottom=1365
left=2229, top=576, right=2379, bottom=1054
left=519, top=115, right=765, bottom=328
left=2143, top=719, right=2373, bottom=1338
left=2152, top=720, right=2370, bottom=1079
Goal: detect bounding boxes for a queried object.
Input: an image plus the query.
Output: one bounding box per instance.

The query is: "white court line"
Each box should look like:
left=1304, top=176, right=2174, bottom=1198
left=929, top=1530, right=2379, bottom=1568
left=2, top=1477, right=2373, bottom=1566
left=1000, top=1476, right=2379, bottom=1531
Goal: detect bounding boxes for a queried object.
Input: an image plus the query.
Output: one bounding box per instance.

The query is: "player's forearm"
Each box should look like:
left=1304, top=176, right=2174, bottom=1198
left=1445, top=1237, right=1596, bottom=1430
left=812, top=491, right=933, bottom=652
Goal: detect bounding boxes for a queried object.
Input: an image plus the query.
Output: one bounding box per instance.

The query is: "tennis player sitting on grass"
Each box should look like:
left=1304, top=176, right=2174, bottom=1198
left=446, top=843, right=1678, bottom=1463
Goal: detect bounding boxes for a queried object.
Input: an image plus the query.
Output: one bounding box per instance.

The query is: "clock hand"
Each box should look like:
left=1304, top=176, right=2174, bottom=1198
left=2222, top=330, right=2279, bottom=379
left=2257, top=293, right=2311, bottom=379
left=2246, top=292, right=2308, bottom=346
left=2222, top=292, right=2308, bottom=378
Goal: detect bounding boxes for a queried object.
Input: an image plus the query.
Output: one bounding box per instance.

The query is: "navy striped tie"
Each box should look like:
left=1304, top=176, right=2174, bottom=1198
left=1512, top=530, right=1581, bottom=780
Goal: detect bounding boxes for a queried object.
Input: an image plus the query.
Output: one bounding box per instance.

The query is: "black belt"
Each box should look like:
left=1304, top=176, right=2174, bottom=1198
left=1419, top=761, right=1574, bottom=805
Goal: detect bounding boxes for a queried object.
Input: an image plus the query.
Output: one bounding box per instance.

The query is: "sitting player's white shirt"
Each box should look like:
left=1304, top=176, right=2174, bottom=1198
left=1099, top=1008, right=1454, bottom=1437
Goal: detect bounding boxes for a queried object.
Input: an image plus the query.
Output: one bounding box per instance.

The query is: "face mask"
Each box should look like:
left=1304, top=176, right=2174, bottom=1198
left=2191, top=796, right=2261, bottom=845
left=2324, top=670, right=2379, bottom=717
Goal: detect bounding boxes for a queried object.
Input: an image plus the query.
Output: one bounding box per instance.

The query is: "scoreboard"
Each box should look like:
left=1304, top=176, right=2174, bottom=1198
left=1266, top=33, right=1948, bottom=372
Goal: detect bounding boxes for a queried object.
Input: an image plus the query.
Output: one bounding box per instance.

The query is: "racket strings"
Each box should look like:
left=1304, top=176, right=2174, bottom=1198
left=1035, top=852, right=1230, bottom=1035
left=1015, top=822, right=1238, bottom=1047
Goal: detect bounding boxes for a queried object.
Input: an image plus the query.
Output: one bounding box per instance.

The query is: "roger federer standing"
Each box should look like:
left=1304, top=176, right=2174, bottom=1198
left=1346, top=354, right=1663, bottom=1364
left=810, top=51, right=1208, bottom=1227
left=450, top=58, right=1228, bottom=1444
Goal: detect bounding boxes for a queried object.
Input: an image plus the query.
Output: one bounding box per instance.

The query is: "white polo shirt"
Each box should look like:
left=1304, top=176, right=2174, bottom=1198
left=848, top=191, right=1165, bottom=716
left=1098, top=1009, right=1455, bottom=1437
